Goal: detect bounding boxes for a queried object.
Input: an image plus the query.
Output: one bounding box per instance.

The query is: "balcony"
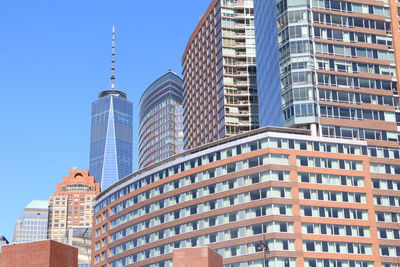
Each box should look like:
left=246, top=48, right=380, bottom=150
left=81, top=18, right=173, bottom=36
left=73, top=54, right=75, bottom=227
left=236, top=52, right=247, bottom=57
left=236, top=71, right=249, bottom=76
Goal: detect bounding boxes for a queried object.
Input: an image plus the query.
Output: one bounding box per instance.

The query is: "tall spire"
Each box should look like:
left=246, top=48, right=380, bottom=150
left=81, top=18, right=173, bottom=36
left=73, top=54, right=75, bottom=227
left=110, top=26, right=116, bottom=90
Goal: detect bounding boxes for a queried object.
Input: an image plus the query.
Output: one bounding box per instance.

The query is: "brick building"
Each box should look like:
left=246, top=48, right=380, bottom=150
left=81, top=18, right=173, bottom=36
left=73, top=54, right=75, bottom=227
left=93, top=127, right=400, bottom=266
left=0, top=240, right=77, bottom=267
left=173, top=247, right=223, bottom=267
left=48, top=169, right=100, bottom=242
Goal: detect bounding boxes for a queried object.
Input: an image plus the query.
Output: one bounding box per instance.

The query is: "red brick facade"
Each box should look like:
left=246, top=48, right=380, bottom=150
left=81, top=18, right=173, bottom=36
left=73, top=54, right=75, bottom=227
left=0, top=240, right=77, bottom=267
left=173, top=247, right=222, bottom=267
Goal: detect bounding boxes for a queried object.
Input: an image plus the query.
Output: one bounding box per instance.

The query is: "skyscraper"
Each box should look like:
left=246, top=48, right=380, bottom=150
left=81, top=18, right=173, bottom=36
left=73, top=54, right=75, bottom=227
left=47, top=169, right=100, bottom=243
left=13, top=200, right=48, bottom=243
left=89, top=27, right=133, bottom=190
left=91, top=1, right=400, bottom=266
left=254, top=0, right=400, bottom=146
left=182, top=0, right=259, bottom=149
left=138, top=71, right=184, bottom=169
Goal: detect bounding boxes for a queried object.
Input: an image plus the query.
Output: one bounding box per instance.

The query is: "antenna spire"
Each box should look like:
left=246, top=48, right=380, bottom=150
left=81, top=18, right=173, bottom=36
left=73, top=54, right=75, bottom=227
left=110, top=26, right=116, bottom=90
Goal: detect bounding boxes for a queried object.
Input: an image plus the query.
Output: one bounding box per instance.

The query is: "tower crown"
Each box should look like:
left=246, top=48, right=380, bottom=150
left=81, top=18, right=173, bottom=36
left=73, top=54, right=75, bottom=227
left=98, top=26, right=127, bottom=99
left=110, top=26, right=116, bottom=90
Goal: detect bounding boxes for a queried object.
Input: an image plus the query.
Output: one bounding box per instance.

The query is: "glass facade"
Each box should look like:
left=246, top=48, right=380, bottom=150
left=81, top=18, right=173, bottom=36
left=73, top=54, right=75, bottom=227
left=254, top=0, right=400, bottom=145
left=138, top=72, right=184, bottom=169
left=90, top=90, right=133, bottom=190
left=253, top=0, right=283, bottom=127
left=13, top=200, right=48, bottom=243
left=93, top=127, right=400, bottom=266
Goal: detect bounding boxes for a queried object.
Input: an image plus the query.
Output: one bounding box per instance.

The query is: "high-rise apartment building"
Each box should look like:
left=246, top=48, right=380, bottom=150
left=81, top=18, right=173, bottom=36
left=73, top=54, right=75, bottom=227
left=254, top=0, right=400, bottom=147
left=47, top=169, right=100, bottom=242
left=250, top=1, right=400, bottom=266
left=89, top=27, right=133, bottom=190
left=182, top=0, right=259, bottom=149
left=13, top=200, right=48, bottom=243
left=138, top=71, right=184, bottom=169
left=389, top=0, right=400, bottom=81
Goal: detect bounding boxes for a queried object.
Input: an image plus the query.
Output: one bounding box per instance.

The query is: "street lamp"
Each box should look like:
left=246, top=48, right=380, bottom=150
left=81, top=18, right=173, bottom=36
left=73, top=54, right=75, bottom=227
left=257, top=234, right=270, bottom=267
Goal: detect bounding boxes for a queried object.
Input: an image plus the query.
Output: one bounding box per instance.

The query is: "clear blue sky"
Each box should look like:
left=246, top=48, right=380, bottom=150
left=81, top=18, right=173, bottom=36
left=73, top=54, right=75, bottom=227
left=0, top=0, right=210, bottom=241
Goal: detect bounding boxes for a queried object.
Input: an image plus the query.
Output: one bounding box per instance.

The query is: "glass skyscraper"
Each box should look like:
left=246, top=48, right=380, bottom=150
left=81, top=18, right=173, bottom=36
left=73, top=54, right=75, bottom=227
left=138, top=71, right=184, bottom=169
left=90, top=90, right=133, bottom=190
left=13, top=200, right=48, bottom=243
left=89, top=27, right=133, bottom=190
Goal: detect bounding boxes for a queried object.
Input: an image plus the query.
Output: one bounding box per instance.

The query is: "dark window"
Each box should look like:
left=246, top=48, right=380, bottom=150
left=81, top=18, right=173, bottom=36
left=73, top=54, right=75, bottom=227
left=346, top=226, right=352, bottom=235
left=250, top=190, right=260, bottom=200
left=306, top=241, right=315, bottom=251
left=300, top=157, right=308, bottom=166
left=210, top=233, right=217, bottom=243
left=190, top=206, right=197, bottom=215
left=278, top=172, right=284, bottom=181
left=282, top=240, right=289, bottom=250
left=248, top=157, right=259, bottom=168
left=322, top=241, right=328, bottom=252
left=249, top=141, right=258, bottom=151
left=231, top=229, right=238, bottom=239
left=227, top=163, right=236, bottom=173
left=174, top=211, right=180, bottom=219
left=280, top=223, right=288, bottom=232
left=380, top=229, right=387, bottom=238
left=381, top=246, right=389, bottom=256
left=347, top=243, right=354, bottom=253
left=209, top=200, right=216, bottom=210
left=321, top=224, right=327, bottom=234
left=279, top=205, right=286, bottom=215
left=252, top=224, right=262, bottom=234
left=304, top=206, right=312, bottom=216
left=209, top=185, right=215, bottom=194
left=300, top=173, right=309, bottom=182
left=209, top=217, right=216, bottom=226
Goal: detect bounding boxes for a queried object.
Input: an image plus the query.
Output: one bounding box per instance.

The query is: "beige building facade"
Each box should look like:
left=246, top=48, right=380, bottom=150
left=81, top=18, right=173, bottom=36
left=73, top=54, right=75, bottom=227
left=47, top=169, right=100, bottom=242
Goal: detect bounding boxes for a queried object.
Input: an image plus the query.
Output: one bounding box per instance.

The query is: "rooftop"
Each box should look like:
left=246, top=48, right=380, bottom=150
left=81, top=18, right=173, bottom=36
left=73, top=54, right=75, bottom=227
left=25, top=200, right=48, bottom=210
left=96, top=126, right=312, bottom=200
left=98, top=90, right=127, bottom=99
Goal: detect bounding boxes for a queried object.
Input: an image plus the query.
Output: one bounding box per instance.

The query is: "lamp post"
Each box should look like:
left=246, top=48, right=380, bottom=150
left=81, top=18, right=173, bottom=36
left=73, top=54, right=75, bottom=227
left=257, top=234, right=270, bottom=267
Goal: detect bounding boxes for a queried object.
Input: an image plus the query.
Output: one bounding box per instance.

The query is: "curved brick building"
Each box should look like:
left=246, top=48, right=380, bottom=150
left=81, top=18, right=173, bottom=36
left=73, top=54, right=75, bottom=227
left=138, top=71, right=184, bottom=169
left=92, top=127, right=400, bottom=267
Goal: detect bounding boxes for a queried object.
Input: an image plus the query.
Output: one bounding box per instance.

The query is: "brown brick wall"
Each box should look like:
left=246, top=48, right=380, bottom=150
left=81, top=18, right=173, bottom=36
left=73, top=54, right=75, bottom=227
left=173, top=247, right=222, bottom=267
left=0, top=240, right=77, bottom=267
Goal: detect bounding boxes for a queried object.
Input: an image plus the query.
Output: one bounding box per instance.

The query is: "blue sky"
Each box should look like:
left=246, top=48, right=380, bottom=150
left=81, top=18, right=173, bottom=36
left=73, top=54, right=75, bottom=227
left=0, top=0, right=210, bottom=241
